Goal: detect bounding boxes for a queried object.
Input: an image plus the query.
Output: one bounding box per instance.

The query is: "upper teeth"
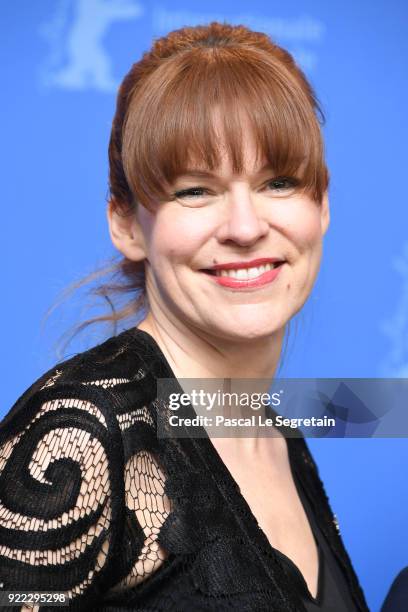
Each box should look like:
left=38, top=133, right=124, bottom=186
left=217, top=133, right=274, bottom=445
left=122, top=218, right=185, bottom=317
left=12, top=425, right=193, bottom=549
left=215, top=263, right=279, bottom=279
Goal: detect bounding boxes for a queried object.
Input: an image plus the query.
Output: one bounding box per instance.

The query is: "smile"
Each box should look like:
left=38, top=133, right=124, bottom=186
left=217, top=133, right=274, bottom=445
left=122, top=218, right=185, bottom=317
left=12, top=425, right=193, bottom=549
left=201, top=261, right=285, bottom=289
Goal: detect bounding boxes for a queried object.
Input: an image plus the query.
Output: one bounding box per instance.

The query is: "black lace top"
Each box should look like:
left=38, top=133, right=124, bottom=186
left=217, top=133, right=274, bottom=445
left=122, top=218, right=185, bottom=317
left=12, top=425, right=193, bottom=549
left=0, top=327, right=369, bottom=611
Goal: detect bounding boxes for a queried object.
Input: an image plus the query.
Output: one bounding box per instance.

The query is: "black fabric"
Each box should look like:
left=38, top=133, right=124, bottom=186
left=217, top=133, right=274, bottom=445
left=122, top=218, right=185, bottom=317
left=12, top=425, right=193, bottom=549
left=380, top=567, right=408, bottom=611
left=0, top=327, right=369, bottom=611
left=276, top=468, right=359, bottom=611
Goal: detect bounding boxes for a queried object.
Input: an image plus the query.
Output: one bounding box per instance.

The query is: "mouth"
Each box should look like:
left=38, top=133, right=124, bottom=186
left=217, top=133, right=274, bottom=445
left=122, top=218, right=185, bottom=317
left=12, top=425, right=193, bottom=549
left=202, top=261, right=284, bottom=279
left=200, top=260, right=286, bottom=289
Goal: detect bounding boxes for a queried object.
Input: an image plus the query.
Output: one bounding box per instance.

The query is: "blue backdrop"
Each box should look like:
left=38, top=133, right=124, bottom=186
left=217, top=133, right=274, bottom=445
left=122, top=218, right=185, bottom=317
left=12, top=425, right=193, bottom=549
left=2, top=2, right=408, bottom=610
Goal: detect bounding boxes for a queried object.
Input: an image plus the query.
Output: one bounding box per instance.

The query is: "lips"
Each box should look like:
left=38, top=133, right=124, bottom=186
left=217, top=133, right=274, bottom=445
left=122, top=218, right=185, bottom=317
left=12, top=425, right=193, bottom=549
left=200, top=258, right=285, bottom=289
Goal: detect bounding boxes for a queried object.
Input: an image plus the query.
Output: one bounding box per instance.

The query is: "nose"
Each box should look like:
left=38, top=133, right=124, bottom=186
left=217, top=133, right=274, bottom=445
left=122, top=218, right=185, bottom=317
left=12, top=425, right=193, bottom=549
left=216, top=186, right=269, bottom=246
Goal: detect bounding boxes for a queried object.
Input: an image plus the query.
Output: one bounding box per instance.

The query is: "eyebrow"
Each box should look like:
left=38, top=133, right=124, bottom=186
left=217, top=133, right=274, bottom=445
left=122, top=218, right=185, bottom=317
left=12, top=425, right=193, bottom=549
left=176, top=163, right=276, bottom=181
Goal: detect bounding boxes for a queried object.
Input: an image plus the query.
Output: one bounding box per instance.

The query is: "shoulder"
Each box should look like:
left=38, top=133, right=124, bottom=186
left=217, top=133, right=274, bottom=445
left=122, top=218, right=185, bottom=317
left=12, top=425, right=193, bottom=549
left=1, top=328, right=153, bottom=433
left=0, top=327, right=162, bottom=490
left=0, top=327, right=163, bottom=608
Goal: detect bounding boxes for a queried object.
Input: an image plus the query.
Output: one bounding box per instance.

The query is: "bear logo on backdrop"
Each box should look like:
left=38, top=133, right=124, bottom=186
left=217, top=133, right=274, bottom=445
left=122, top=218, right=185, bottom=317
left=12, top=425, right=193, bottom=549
left=40, top=0, right=144, bottom=92
left=39, top=0, right=324, bottom=93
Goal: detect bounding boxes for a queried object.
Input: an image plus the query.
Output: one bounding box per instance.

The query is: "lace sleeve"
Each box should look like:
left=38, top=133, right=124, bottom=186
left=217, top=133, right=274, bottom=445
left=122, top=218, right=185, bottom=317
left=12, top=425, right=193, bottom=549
left=104, top=401, right=173, bottom=597
left=0, top=378, right=126, bottom=611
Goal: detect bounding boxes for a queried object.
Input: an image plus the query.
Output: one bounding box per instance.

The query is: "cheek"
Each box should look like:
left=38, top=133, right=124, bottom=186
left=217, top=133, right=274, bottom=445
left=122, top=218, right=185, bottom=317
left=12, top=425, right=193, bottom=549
left=280, top=201, right=323, bottom=253
left=149, top=210, right=213, bottom=263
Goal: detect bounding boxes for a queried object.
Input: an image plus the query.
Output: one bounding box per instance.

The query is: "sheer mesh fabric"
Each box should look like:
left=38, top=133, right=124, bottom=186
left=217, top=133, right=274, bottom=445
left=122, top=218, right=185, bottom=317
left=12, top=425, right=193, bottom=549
left=0, top=340, right=172, bottom=610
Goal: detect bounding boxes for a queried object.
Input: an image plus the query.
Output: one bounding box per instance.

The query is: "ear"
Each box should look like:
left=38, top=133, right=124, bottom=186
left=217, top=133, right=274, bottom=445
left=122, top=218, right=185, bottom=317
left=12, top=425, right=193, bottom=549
left=107, top=200, right=147, bottom=261
left=320, top=191, right=330, bottom=236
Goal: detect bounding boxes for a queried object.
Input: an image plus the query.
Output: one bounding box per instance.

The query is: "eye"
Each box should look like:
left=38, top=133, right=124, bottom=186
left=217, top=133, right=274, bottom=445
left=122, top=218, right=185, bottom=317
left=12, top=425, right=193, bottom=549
left=265, top=176, right=299, bottom=194
left=172, top=186, right=210, bottom=200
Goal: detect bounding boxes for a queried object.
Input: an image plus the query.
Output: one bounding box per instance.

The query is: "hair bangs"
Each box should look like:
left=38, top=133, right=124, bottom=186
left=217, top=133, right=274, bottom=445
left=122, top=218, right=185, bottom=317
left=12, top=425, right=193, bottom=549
left=122, top=45, right=328, bottom=210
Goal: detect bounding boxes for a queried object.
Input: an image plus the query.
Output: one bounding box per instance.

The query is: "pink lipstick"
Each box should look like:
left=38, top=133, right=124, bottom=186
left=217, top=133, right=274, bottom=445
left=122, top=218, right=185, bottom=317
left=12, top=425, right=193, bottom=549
left=201, top=257, right=285, bottom=289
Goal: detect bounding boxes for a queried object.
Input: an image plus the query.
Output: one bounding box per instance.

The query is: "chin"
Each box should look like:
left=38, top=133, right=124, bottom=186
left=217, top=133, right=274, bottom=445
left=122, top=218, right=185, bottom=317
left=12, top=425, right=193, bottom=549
left=207, top=317, right=288, bottom=342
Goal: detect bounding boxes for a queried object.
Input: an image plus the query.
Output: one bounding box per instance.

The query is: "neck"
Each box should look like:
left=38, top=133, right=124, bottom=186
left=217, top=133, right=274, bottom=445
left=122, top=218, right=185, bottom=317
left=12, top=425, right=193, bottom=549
left=137, top=312, right=285, bottom=381
left=137, top=313, right=287, bottom=455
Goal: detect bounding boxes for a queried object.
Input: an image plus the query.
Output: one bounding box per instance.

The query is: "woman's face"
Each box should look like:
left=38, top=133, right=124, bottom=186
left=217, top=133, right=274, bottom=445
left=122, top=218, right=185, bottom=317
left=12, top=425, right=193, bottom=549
left=131, top=131, right=329, bottom=343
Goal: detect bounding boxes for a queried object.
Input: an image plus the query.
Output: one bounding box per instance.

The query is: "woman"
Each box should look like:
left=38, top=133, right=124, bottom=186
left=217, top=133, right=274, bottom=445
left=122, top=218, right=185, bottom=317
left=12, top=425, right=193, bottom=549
left=0, top=22, right=369, bottom=612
